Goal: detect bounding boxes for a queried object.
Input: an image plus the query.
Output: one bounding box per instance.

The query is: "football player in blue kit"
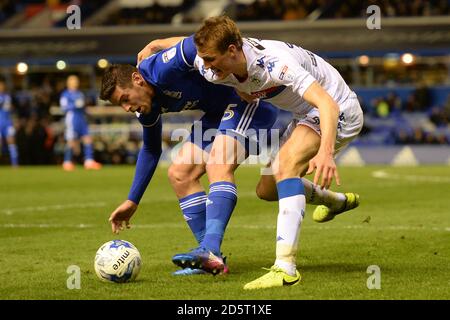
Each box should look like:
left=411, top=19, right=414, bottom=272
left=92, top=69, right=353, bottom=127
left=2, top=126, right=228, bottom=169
left=0, top=80, right=18, bottom=167
left=100, top=36, right=279, bottom=275
left=60, top=75, right=102, bottom=171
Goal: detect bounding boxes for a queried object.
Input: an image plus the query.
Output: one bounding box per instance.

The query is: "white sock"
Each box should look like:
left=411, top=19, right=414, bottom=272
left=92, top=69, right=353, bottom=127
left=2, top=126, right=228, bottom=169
left=275, top=194, right=305, bottom=276
left=302, top=178, right=346, bottom=210
left=274, top=260, right=297, bottom=277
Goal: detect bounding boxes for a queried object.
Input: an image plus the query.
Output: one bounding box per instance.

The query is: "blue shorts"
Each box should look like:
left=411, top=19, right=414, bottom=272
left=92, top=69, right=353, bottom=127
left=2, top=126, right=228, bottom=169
left=188, top=98, right=278, bottom=155
left=0, top=121, right=15, bottom=139
left=65, top=113, right=89, bottom=140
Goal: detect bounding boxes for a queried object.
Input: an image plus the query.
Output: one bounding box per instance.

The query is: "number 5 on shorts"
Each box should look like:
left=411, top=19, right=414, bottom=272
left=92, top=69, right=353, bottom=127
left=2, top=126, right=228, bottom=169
left=222, top=104, right=238, bottom=121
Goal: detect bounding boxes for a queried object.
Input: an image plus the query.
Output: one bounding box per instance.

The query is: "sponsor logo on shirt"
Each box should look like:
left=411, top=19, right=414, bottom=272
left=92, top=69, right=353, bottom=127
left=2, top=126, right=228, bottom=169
left=75, top=98, right=84, bottom=108
left=163, top=90, right=182, bottom=99
left=250, top=86, right=285, bottom=99
left=181, top=100, right=199, bottom=111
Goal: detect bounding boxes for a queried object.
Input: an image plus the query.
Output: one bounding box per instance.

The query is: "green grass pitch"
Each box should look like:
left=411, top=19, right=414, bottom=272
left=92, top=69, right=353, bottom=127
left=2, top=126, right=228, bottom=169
left=0, top=165, right=449, bottom=300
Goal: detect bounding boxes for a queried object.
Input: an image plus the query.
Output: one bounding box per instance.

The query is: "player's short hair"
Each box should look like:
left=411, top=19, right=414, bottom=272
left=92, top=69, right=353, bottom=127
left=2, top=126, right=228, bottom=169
left=100, top=64, right=137, bottom=101
left=194, top=15, right=243, bottom=54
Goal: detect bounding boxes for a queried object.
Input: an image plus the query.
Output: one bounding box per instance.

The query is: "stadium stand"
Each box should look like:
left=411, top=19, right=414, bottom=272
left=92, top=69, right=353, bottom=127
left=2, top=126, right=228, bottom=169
left=1, top=0, right=449, bottom=28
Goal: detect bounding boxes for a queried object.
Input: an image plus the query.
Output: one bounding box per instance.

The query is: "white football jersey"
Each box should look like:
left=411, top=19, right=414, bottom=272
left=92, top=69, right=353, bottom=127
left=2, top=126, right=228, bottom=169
left=194, top=38, right=354, bottom=118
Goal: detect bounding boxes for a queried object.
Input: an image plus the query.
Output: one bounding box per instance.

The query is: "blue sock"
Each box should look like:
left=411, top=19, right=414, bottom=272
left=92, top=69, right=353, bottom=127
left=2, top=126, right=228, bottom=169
left=179, top=191, right=207, bottom=244
left=201, top=181, right=237, bottom=256
left=64, top=146, right=72, bottom=162
left=83, top=143, right=94, bottom=161
left=277, top=177, right=305, bottom=200
left=8, top=144, right=18, bottom=166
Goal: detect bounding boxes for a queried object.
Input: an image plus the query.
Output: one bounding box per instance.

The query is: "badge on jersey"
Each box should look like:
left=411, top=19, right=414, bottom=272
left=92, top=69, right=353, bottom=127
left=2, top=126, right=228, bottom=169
left=278, top=65, right=295, bottom=82
left=162, top=47, right=177, bottom=63
left=278, top=66, right=289, bottom=80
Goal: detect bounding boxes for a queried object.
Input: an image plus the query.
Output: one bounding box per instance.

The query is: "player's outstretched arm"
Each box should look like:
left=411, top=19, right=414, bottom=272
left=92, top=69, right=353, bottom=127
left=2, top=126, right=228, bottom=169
left=109, top=200, right=138, bottom=234
left=137, top=36, right=187, bottom=65
left=303, top=81, right=341, bottom=190
left=110, top=121, right=162, bottom=234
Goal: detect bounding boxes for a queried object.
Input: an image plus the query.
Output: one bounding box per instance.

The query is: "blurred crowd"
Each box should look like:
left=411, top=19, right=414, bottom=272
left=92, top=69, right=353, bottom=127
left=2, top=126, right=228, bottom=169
left=358, top=88, right=450, bottom=145
left=0, top=114, right=144, bottom=166
left=2, top=0, right=448, bottom=27
left=0, top=73, right=141, bottom=166
left=106, top=0, right=450, bottom=25
left=109, top=0, right=450, bottom=25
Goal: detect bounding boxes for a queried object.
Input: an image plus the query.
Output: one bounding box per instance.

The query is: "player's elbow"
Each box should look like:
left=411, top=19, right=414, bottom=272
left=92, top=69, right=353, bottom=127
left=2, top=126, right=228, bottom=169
left=323, top=96, right=340, bottom=114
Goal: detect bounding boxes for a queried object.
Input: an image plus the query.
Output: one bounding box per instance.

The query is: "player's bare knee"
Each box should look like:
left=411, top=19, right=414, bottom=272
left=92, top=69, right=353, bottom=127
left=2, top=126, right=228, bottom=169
left=274, top=153, right=311, bottom=181
left=205, top=162, right=235, bottom=182
left=274, top=162, right=304, bottom=181
left=167, top=165, right=179, bottom=185
left=82, top=136, right=93, bottom=145
left=168, top=164, right=194, bottom=186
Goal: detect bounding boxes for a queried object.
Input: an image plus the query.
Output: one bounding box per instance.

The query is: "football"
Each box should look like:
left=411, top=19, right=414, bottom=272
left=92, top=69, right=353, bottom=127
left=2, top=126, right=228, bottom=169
left=94, top=240, right=142, bottom=283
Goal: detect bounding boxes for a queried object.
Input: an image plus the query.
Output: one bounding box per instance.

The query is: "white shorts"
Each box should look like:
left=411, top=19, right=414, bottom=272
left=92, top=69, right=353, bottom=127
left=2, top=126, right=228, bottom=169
left=275, top=93, right=364, bottom=157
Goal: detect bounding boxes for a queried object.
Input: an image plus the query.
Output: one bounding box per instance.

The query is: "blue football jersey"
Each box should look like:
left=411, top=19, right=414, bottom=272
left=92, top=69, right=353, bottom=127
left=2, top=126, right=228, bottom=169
left=60, top=89, right=86, bottom=115
left=0, top=93, right=12, bottom=124
left=137, top=35, right=235, bottom=126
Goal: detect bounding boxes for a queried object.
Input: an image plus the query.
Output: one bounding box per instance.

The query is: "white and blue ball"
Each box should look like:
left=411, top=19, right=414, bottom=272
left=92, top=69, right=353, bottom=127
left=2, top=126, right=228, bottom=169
left=94, top=240, right=142, bottom=283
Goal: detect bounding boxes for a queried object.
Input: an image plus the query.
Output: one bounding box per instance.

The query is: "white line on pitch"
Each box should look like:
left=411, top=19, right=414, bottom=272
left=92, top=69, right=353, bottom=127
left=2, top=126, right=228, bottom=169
left=372, top=170, right=450, bottom=183
left=1, top=223, right=449, bottom=232
left=1, top=202, right=107, bottom=215
left=0, top=223, right=94, bottom=228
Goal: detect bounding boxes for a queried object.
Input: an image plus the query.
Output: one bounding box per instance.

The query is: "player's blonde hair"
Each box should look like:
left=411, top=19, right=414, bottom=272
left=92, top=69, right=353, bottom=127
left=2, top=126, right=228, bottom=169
left=194, top=15, right=243, bottom=54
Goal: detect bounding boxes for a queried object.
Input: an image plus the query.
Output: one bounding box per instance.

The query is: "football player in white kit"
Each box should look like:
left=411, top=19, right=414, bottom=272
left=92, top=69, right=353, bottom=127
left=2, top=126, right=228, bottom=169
left=137, top=15, right=363, bottom=290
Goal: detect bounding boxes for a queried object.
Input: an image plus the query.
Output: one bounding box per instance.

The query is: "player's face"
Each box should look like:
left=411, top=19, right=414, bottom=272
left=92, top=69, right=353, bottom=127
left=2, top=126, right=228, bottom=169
left=111, top=74, right=153, bottom=114
left=197, top=45, right=237, bottom=79
left=67, top=76, right=79, bottom=90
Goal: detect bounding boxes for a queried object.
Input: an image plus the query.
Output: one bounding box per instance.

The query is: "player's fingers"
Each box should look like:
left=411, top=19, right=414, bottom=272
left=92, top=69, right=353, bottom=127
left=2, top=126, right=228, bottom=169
left=108, top=214, right=116, bottom=232
left=334, top=169, right=341, bottom=186
left=322, top=165, right=333, bottom=189
left=324, top=167, right=333, bottom=189
left=306, top=160, right=315, bottom=175
left=137, top=48, right=150, bottom=64
left=313, top=165, right=322, bottom=186
left=319, top=167, right=328, bottom=189
left=111, top=220, right=119, bottom=234
left=125, top=220, right=131, bottom=229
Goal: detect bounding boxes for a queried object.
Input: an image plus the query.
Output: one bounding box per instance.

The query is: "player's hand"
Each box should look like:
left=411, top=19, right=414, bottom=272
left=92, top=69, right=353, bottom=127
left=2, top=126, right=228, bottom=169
left=108, top=200, right=138, bottom=234
left=306, top=150, right=340, bottom=189
left=137, top=41, right=163, bottom=65
left=235, top=89, right=257, bottom=103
